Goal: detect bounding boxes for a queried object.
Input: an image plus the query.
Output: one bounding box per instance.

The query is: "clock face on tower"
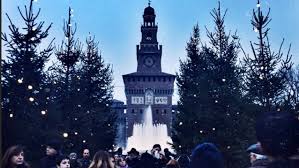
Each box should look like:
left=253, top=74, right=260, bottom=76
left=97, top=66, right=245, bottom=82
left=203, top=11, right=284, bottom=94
left=144, top=56, right=154, bottom=67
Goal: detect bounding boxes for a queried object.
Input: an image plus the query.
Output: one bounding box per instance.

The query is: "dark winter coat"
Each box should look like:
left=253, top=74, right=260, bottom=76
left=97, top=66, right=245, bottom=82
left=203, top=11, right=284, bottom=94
left=77, top=158, right=91, bottom=168
left=40, top=155, right=58, bottom=168
left=266, top=157, right=299, bottom=168
left=126, top=157, right=140, bottom=168
left=249, top=159, right=269, bottom=168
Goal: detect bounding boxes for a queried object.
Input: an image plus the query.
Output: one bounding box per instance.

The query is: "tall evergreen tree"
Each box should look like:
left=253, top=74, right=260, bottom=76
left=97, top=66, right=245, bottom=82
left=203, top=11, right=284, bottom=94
left=205, top=3, right=255, bottom=167
left=77, top=35, right=116, bottom=150
left=1, top=0, right=54, bottom=155
left=243, top=0, right=292, bottom=112
left=173, top=3, right=255, bottom=168
left=172, top=24, right=210, bottom=153
left=52, top=6, right=82, bottom=150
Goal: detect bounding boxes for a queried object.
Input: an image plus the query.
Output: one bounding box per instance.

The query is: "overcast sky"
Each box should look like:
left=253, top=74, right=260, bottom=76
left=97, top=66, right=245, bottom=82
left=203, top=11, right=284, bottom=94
left=2, top=0, right=299, bottom=104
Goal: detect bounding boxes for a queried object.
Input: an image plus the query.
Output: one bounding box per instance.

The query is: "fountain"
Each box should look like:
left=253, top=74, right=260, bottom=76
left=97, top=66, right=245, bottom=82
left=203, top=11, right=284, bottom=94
left=125, top=105, right=173, bottom=152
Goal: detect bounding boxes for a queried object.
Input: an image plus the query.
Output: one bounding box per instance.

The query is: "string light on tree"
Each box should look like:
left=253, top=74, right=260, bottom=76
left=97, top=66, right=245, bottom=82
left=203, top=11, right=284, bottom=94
left=41, top=110, right=46, bottom=115
left=74, top=132, right=78, bottom=135
left=28, top=85, right=33, bottom=90
left=17, top=78, right=23, bottom=84
left=227, top=146, right=231, bottom=149
left=256, top=2, right=261, bottom=8
left=222, top=78, right=226, bottom=82
left=63, top=132, right=68, bottom=138
left=83, top=140, right=86, bottom=143
left=179, top=122, right=183, bottom=126
left=212, top=128, right=216, bottom=131
left=200, top=130, right=203, bottom=134
left=29, top=97, right=35, bottom=102
left=9, top=113, right=14, bottom=118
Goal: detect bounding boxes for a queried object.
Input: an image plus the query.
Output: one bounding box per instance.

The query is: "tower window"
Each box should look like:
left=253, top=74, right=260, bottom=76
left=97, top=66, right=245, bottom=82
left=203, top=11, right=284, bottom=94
left=164, top=110, right=167, bottom=114
left=140, top=109, right=143, bottom=114
left=132, top=109, right=135, bottom=114
left=156, top=109, right=159, bottom=114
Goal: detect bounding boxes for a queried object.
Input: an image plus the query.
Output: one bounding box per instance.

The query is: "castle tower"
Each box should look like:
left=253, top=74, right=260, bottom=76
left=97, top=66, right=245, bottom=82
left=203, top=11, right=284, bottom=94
left=123, top=3, right=175, bottom=137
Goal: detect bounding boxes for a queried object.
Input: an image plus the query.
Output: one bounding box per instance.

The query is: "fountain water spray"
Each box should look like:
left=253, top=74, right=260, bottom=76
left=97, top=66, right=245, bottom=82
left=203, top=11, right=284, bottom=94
left=125, top=105, right=173, bottom=152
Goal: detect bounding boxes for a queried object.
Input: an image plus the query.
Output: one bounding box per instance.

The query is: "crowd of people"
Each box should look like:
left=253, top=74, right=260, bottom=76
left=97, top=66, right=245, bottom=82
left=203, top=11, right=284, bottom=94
left=2, top=111, right=299, bottom=168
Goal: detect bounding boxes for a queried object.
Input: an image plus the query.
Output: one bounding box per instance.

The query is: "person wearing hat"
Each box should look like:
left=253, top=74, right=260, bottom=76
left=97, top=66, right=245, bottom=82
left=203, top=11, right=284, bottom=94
left=190, top=142, right=224, bottom=168
left=126, top=148, right=140, bottom=168
left=246, top=143, right=268, bottom=168
left=40, top=139, right=62, bottom=168
left=255, top=111, right=299, bottom=168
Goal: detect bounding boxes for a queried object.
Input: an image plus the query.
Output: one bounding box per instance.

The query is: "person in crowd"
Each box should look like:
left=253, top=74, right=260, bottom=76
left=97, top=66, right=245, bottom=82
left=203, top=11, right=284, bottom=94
left=77, top=148, right=92, bottom=168
left=2, top=145, right=30, bottom=168
left=115, top=156, right=129, bottom=168
left=69, top=152, right=79, bottom=168
left=177, top=154, right=190, bottom=168
left=164, top=148, right=176, bottom=163
left=166, top=159, right=180, bottom=168
left=40, top=139, right=62, bottom=168
left=150, top=144, right=167, bottom=168
left=246, top=143, right=268, bottom=168
left=255, top=111, right=299, bottom=168
left=56, top=155, right=71, bottom=168
left=116, top=148, right=123, bottom=156
left=138, top=152, right=155, bottom=168
left=126, top=148, right=140, bottom=168
left=88, top=150, right=114, bottom=168
left=190, top=142, right=224, bottom=168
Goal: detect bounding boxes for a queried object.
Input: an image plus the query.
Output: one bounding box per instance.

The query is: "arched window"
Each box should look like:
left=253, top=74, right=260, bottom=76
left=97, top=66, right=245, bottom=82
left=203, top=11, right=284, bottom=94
left=164, top=109, right=167, bottom=114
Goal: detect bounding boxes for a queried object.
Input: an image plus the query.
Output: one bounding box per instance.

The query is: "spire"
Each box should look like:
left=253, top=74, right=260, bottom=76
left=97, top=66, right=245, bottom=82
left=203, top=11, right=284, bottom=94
left=148, top=0, right=151, bottom=6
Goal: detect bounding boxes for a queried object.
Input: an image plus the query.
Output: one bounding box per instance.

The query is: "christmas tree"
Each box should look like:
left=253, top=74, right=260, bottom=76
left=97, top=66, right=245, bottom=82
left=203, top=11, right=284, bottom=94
left=50, top=6, right=82, bottom=150
left=242, top=0, right=293, bottom=113
left=77, top=34, right=116, bottom=150
left=173, top=2, right=255, bottom=167
left=1, top=0, right=54, bottom=157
